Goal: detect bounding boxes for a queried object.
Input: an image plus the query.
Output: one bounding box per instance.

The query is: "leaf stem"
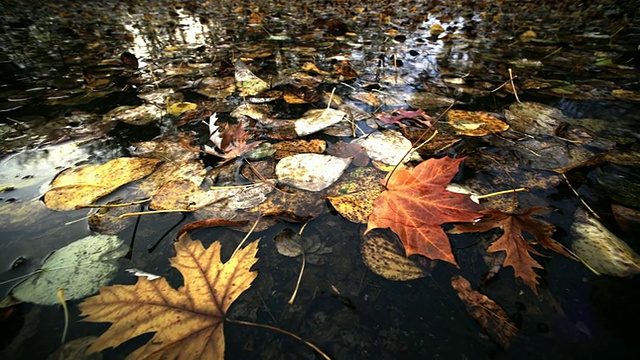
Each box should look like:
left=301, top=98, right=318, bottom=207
left=475, top=187, right=529, bottom=200
left=119, top=209, right=194, bottom=219
left=57, top=288, right=69, bottom=350
left=288, top=252, right=305, bottom=305
left=226, top=318, right=331, bottom=360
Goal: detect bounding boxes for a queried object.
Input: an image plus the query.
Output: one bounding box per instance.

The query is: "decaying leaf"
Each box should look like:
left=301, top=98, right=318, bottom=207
left=366, top=157, right=484, bottom=265
left=205, top=115, right=262, bottom=162
left=450, top=207, right=576, bottom=294
left=276, top=153, right=351, bottom=192
left=150, top=181, right=274, bottom=211
left=12, top=235, right=128, bottom=305
left=447, top=110, right=509, bottom=136
left=451, top=275, right=518, bottom=349
left=44, top=157, right=162, bottom=211
left=274, top=228, right=332, bottom=265
left=79, top=234, right=260, bottom=359
left=361, top=230, right=429, bottom=281
left=104, top=104, right=163, bottom=126
left=571, top=208, right=640, bottom=277
left=273, top=139, right=326, bottom=159
left=327, top=167, right=386, bottom=224
left=235, top=59, right=269, bottom=96
left=294, top=108, right=346, bottom=137
left=352, top=130, right=421, bottom=166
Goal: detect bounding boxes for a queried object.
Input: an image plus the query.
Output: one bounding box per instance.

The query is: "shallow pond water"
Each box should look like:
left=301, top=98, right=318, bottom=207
left=2, top=0, right=640, bottom=359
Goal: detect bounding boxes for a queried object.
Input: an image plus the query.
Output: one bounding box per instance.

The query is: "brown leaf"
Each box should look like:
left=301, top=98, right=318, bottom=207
left=451, top=275, right=517, bottom=349
left=79, top=234, right=260, bottom=359
left=449, top=207, right=576, bottom=294
left=177, top=218, right=250, bottom=237
left=366, top=157, right=484, bottom=265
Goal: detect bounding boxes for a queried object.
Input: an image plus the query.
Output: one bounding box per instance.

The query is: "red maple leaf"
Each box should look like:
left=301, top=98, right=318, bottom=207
left=449, top=207, right=577, bottom=294
left=365, top=157, right=484, bottom=265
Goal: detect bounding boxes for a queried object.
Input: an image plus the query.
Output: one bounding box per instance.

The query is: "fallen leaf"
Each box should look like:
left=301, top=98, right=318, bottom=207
left=273, top=139, right=326, bottom=159
left=361, top=229, right=429, bottom=281
left=294, top=108, right=346, bottom=136
left=352, top=130, right=421, bottom=166
left=326, top=141, right=370, bottom=167
left=571, top=208, right=640, bottom=277
left=326, top=167, right=386, bottom=224
left=366, top=157, right=484, bottom=265
left=449, top=207, right=576, bottom=293
left=104, top=104, right=163, bottom=126
left=451, top=275, right=518, bottom=348
left=79, top=234, right=260, bottom=359
left=12, top=235, right=128, bottom=305
left=447, top=110, right=509, bottom=136
left=274, top=228, right=332, bottom=265
left=44, top=157, right=161, bottom=211
left=276, top=153, right=351, bottom=192
left=235, top=59, right=269, bottom=96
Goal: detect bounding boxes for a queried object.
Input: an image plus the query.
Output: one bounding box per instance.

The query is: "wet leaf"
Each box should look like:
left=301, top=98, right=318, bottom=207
left=504, top=102, right=565, bottom=135
left=447, top=110, right=509, bottom=136
left=451, top=275, right=517, bottom=349
left=12, top=235, right=128, bottom=305
left=450, top=208, right=576, bottom=294
left=366, top=157, right=484, bottom=264
left=273, top=139, right=326, bottom=159
left=274, top=228, right=332, bottom=264
left=352, top=130, right=421, bottom=166
left=44, top=157, right=161, bottom=211
left=294, top=108, right=346, bottom=136
left=611, top=204, right=640, bottom=234
left=104, top=104, right=163, bottom=126
left=88, top=200, right=139, bottom=234
left=571, top=208, right=640, bottom=277
left=276, top=153, right=351, bottom=192
left=235, top=59, right=269, bottom=96
left=79, top=234, right=259, bottom=359
left=326, top=141, right=370, bottom=167
left=150, top=181, right=274, bottom=211
left=361, top=230, right=429, bottom=281
left=167, top=102, right=197, bottom=116
left=327, top=167, right=386, bottom=224
left=257, top=188, right=325, bottom=223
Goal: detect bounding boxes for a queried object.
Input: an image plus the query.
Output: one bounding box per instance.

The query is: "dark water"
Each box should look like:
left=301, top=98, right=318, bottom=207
left=2, top=0, right=640, bottom=359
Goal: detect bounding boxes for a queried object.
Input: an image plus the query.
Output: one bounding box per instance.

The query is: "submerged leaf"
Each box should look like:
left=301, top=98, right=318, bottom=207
left=451, top=275, right=518, bottom=348
left=361, top=230, right=429, bottom=281
left=12, top=235, right=128, bottom=305
left=79, top=234, right=260, bottom=359
left=571, top=208, right=640, bottom=277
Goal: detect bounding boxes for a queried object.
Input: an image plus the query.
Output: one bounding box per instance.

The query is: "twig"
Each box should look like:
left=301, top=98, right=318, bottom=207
left=508, top=68, right=520, bottom=103
left=119, top=208, right=194, bottom=219
left=75, top=198, right=150, bottom=209
left=226, top=318, right=332, bottom=360
left=231, top=216, right=261, bottom=258
left=288, top=222, right=309, bottom=305
left=561, top=173, right=600, bottom=219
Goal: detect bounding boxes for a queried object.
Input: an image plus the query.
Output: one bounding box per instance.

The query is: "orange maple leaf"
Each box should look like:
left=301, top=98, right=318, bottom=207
left=365, top=157, right=484, bottom=265
left=78, top=234, right=259, bottom=359
left=449, top=207, right=576, bottom=294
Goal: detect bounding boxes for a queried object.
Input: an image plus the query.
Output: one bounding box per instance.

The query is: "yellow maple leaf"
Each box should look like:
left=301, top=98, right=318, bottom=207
left=79, top=234, right=259, bottom=359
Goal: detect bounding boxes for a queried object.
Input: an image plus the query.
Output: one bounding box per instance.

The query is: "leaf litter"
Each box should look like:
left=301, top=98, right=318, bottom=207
left=1, top=0, right=640, bottom=358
